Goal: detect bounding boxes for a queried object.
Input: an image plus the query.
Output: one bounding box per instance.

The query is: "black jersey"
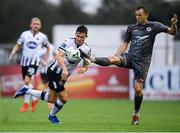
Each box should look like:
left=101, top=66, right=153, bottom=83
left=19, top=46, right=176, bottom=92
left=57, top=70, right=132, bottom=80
left=124, top=21, right=168, bottom=61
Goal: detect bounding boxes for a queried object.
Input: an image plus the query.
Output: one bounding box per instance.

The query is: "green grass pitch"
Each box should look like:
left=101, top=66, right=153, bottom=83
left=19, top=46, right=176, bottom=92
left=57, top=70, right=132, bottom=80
left=0, top=98, right=180, bottom=132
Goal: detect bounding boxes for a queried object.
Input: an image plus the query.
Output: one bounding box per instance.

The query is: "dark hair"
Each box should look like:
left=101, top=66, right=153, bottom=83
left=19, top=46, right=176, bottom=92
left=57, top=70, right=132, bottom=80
left=136, top=6, right=148, bottom=14
left=76, top=25, right=88, bottom=35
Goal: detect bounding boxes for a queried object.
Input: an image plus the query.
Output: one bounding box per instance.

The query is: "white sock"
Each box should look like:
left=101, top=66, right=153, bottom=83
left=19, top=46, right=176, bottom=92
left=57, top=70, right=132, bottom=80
left=32, top=95, right=38, bottom=101
left=49, top=99, right=64, bottom=116
left=24, top=84, right=31, bottom=103
left=26, top=90, right=48, bottom=102
left=24, top=94, right=31, bottom=103
left=28, top=84, right=38, bottom=101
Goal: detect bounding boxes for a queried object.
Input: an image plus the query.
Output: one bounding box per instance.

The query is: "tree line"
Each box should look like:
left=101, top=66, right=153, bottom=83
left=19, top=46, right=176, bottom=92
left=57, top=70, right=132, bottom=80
left=0, top=0, right=179, bottom=43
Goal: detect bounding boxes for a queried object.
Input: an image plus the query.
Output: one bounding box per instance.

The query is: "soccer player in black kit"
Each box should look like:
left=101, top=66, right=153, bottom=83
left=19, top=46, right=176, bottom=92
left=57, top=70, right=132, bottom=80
left=84, top=7, right=178, bottom=125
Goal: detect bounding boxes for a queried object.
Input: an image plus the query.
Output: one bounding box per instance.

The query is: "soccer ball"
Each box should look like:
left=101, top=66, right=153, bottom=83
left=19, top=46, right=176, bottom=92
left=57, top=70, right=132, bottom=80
left=66, top=47, right=81, bottom=63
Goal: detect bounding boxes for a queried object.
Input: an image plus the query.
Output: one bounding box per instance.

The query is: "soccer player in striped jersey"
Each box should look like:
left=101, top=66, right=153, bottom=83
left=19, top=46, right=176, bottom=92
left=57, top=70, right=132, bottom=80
left=9, top=17, right=50, bottom=112
left=13, top=25, right=91, bottom=124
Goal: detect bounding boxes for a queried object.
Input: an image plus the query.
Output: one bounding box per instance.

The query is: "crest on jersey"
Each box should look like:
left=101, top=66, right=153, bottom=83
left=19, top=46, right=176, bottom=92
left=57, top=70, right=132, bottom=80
left=27, top=41, right=38, bottom=49
left=61, top=43, right=67, bottom=48
left=146, top=27, right=152, bottom=32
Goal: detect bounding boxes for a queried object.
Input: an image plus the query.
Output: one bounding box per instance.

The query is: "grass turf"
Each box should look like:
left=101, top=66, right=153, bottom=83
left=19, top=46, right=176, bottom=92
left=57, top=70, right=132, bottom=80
left=0, top=98, right=180, bottom=132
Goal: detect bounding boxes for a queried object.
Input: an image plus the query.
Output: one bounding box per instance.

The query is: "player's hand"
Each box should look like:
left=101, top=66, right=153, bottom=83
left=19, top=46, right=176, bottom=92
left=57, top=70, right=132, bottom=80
left=171, top=14, right=178, bottom=25
left=61, top=69, right=68, bottom=80
left=77, top=67, right=87, bottom=74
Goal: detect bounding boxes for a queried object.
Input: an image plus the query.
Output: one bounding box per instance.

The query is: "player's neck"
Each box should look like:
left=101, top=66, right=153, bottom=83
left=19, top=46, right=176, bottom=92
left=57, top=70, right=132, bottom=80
left=31, top=30, right=39, bottom=36
left=75, top=39, right=83, bottom=47
left=137, top=22, right=147, bottom=26
left=142, top=21, right=148, bottom=25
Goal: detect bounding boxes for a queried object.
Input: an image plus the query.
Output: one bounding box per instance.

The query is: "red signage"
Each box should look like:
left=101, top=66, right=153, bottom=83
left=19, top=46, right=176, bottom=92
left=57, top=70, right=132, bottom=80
left=0, top=65, right=129, bottom=99
left=0, top=65, right=23, bottom=96
left=66, top=66, right=129, bottom=99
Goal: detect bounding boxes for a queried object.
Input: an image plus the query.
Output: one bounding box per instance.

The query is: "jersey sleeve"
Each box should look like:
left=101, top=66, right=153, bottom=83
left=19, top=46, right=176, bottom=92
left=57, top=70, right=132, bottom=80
left=58, top=39, right=70, bottom=52
left=79, top=44, right=91, bottom=59
left=87, top=47, right=91, bottom=56
left=17, top=32, right=25, bottom=45
left=83, top=47, right=91, bottom=56
left=154, top=22, right=168, bottom=34
left=123, top=26, right=132, bottom=43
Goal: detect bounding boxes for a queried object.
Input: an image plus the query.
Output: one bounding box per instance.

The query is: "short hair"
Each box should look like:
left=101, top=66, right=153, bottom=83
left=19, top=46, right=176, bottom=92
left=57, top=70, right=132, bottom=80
left=136, top=6, right=148, bottom=14
left=31, top=17, right=41, bottom=23
left=76, top=25, right=88, bottom=35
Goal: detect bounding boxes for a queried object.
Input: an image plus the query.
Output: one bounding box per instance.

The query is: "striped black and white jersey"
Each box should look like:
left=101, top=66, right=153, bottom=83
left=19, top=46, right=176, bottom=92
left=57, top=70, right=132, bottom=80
left=18, top=30, right=50, bottom=66
left=38, top=44, right=56, bottom=74
left=49, top=37, right=91, bottom=76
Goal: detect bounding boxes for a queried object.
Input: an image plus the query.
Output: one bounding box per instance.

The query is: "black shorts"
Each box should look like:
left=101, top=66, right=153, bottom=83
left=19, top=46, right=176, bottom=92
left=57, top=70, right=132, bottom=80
left=40, top=73, right=49, bottom=84
left=47, top=68, right=66, bottom=93
left=21, top=65, right=38, bottom=80
left=116, top=53, right=150, bottom=82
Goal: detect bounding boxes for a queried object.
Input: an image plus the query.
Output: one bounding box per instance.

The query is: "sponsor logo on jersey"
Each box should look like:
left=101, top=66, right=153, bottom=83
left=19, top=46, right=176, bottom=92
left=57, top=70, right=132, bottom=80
left=133, top=35, right=150, bottom=44
left=27, top=41, right=38, bottom=49
left=61, top=43, right=67, bottom=48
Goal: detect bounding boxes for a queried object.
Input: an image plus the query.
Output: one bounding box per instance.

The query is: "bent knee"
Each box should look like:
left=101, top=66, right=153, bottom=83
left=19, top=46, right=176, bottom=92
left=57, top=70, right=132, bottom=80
left=24, top=76, right=31, bottom=85
left=47, top=92, right=57, bottom=103
left=135, top=89, right=142, bottom=95
left=59, top=92, right=69, bottom=104
left=48, top=99, right=56, bottom=103
left=60, top=95, right=68, bottom=104
left=48, top=98, right=57, bottom=103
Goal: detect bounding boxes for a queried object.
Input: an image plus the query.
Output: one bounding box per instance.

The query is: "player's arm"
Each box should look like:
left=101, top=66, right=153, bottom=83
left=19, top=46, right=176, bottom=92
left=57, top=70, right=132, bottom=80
left=116, top=42, right=129, bottom=55
left=44, top=45, right=50, bottom=62
left=42, top=35, right=51, bottom=62
left=119, top=42, right=129, bottom=54
left=116, top=25, right=131, bottom=55
left=167, top=14, right=178, bottom=35
left=77, top=59, right=90, bottom=74
left=78, top=48, right=91, bottom=74
left=56, top=49, right=68, bottom=80
left=9, top=43, right=21, bottom=60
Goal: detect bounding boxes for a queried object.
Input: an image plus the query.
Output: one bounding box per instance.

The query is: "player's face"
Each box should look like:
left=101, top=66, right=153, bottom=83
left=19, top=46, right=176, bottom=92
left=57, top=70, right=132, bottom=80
left=75, top=32, right=87, bottom=45
left=30, top=20, right=41, bottom=33
left=135, top=9, right=148, bottom=25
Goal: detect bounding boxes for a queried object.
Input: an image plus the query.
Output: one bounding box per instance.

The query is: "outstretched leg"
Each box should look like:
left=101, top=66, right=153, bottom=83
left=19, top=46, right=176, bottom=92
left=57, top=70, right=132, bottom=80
left=79, top=49, right=122, bottom=66
left=13, top=77, right=68, bottom=124
left=93, top=57, right=111, bottom=66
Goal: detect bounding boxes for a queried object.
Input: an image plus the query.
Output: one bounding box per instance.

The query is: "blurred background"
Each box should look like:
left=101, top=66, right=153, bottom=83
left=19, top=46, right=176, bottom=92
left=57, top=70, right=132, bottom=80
left=0, top=0, right=180, bottom=100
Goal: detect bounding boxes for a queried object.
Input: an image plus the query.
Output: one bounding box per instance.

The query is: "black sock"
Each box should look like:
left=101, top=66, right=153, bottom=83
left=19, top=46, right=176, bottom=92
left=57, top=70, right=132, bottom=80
left=50, top=100, right=64, bottom=116
left=134, top=94, right=143, bottom=114
left=55, top=102, right=63, bottom=110
left=94, top=57, right=111, bottom=66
